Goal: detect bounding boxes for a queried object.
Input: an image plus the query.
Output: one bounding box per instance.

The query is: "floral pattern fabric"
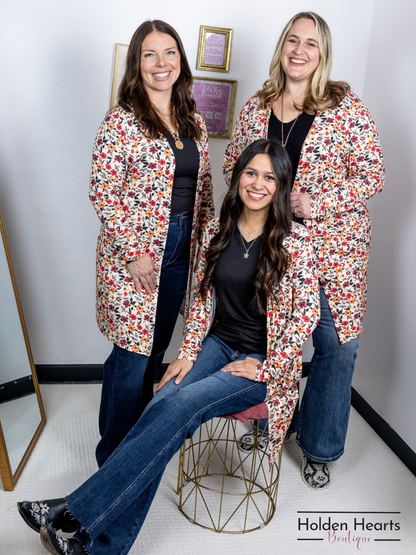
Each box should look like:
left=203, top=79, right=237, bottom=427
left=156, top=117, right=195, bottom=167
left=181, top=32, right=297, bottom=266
left=89, top=106, right=214, bottom=355
left=223, top=92, right=385, bottom=344
left=177, top=219, right=320, bottom=465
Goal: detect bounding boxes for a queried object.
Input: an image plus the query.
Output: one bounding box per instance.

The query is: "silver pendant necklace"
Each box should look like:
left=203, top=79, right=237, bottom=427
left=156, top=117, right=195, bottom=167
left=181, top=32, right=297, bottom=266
left=239, top=230, right=260, bottom=259
left=239, top=220, right=264, bottom=239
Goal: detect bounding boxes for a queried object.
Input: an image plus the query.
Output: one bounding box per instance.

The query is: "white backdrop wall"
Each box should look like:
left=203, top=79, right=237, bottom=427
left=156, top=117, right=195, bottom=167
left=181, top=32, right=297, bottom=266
left=353, top=0, right=416, bottom=452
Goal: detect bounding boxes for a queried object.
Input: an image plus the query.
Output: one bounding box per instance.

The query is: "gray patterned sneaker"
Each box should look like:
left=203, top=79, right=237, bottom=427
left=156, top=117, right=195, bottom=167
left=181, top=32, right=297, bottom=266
left=301, top=454, right=330, bottom=490
left=238, top=431, right=268, bottom=453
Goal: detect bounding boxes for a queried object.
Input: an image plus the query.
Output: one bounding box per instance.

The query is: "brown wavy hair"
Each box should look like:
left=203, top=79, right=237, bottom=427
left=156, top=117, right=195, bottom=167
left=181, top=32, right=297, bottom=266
left=259, top=12, right=350, bottom=113
left=118, top=20, right=202, bottom=141
left=198, top=139, right=293, bottom=313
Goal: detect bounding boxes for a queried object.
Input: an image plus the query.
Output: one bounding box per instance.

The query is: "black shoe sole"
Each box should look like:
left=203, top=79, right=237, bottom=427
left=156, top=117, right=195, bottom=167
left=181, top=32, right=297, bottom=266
left=40, top=526, right=58, bottom=555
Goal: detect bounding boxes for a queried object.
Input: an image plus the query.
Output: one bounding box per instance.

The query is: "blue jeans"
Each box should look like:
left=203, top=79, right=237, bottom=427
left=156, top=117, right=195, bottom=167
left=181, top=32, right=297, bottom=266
left=68, top=334, right=267, bottom=555
left=294, top=284, right=360, bottom=462
left=95, top=209, right=193, bottom=467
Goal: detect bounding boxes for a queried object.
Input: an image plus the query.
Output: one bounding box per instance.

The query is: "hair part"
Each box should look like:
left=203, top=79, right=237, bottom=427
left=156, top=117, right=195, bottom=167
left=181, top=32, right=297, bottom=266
left=198, top=139, right=293, bottom=313
left=118, top=20, right=202, bottom=140
left=259, top=12, right=350, bottom=113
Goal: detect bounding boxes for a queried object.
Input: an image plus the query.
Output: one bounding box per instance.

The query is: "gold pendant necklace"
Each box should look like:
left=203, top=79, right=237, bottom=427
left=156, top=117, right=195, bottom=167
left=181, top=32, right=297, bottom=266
left=280, top=95, right=302, bottom=148
left=153, top=103, right=183, bottom=149
left=170, top=129, right=184, bottom=150
left=163, top=124, right=184, bottom=150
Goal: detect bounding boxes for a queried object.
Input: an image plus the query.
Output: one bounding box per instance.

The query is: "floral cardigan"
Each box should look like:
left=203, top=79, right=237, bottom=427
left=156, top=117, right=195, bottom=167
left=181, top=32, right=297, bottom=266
left=223, top=93, right=385, bottom=344
left=89, top=106, right=214, bottom=355
left=177, top=219, right=320, bottom=465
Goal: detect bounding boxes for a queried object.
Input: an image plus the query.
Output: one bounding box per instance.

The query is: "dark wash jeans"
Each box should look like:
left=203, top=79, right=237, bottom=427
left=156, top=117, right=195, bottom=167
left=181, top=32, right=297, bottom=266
left=296, top=284, right=359, bottom=462
left=68, top=334, right=267, bottom=555
left=259, top=284, right=359, bottom=463
left=96, top=209, right=193, bottom=467
left=286, top=284, right=359, bottom=462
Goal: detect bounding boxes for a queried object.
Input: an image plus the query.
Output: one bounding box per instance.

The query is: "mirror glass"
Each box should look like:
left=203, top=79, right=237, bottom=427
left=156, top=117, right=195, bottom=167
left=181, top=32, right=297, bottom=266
left=0, top=210, right=46, bottom=490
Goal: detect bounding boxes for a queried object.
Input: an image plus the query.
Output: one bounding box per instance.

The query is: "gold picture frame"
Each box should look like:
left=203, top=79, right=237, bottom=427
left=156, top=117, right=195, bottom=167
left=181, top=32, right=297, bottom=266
left=110, top=43, right=129, bottom=109
left=192, top=76, right=237, bottom=139
left=196, top=26, right=233, bottom=73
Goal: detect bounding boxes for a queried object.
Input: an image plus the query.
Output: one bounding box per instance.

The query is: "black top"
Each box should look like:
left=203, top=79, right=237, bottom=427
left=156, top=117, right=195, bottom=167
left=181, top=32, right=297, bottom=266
left=165, top=131, right=200, bottom=215
left=210, top=228, right=267, bottom=355
left=268, top=111, right=315, bottom=181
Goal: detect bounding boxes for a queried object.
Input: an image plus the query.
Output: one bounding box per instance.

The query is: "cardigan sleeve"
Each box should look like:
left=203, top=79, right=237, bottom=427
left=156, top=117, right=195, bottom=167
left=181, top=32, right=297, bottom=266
left=255, top=228, right=320, bottom=389
left=89, top=109, right=148, bottom=262
left=177, top=220, right=219, bottom=361
left=309, top=96, right=385, bottom=221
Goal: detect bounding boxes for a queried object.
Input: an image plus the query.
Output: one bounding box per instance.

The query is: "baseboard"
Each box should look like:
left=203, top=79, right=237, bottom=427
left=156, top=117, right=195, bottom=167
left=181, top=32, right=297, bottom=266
left=36, top=365, right=104, bottom=383
left=351, top=387, right=416, bottom=477
left=0, top=375, right=35, bottom=404
left=35, top=363, right=416, bottom=477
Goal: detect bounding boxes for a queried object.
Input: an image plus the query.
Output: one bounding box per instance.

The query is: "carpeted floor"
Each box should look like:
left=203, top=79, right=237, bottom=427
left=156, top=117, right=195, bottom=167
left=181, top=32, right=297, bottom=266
left=1, top=383, right=415, bottom=554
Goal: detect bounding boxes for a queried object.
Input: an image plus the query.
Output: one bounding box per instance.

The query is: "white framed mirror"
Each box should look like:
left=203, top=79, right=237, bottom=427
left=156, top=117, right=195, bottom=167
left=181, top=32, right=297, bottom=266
left=0, top=208, right=46, bottom=491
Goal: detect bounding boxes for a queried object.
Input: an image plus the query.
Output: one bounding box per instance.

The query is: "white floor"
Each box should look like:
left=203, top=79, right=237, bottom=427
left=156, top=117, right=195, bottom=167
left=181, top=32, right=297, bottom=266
left=1, top=383, right=415, bottom=554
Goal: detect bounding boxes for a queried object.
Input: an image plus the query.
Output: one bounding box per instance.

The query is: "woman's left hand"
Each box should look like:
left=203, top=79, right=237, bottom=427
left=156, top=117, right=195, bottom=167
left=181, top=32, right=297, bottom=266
left=155, top=358, right=194, bottom=392
left=290, top=192, right=311, bottom=219
left=221, top=357, right=259, bottom=381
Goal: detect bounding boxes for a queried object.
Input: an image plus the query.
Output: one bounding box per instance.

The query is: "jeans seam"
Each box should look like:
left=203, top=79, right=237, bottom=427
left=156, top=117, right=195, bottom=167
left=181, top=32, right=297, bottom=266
left=164, top=223, right=183, bottom=267
left=86, top=380, right=264, bottom=536
left=118, top=485, right=152, bottom=555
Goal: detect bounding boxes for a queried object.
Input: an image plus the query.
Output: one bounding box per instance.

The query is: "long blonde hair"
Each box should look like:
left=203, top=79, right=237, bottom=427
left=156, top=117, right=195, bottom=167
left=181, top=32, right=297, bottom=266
left=259, top=12, right=350, bottom=113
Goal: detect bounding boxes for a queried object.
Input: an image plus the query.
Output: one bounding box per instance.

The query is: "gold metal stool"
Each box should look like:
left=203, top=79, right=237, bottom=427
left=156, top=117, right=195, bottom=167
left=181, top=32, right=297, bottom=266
left=177, top=403, right=282, bottom=534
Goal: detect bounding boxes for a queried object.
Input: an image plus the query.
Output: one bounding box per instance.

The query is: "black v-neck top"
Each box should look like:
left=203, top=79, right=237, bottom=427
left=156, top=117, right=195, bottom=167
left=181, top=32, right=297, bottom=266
left=165, top=130, right=199, bottom=215
left=268, top=111, right=315, bottom=181
left=210, top=228, right=267, bottom=355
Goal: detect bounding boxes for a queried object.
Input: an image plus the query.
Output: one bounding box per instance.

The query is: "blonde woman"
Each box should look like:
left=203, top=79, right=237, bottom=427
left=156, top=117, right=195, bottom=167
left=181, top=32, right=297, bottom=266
left=224, top=12, right=385, bottom=489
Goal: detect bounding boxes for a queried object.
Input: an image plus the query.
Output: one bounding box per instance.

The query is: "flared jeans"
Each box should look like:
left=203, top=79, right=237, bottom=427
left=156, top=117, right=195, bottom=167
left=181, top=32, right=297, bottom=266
left=96, top=209, right=193, bottom=467
left=68, top=335, right=267, bottom=555
left=295, top=284, right=360, bottom=462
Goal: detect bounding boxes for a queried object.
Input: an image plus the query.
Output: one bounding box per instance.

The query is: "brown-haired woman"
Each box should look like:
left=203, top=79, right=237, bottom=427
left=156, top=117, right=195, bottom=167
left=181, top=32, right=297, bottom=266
left=89, top=20, right=213, bottom=467
left=224, top=12, right=385, bottom=490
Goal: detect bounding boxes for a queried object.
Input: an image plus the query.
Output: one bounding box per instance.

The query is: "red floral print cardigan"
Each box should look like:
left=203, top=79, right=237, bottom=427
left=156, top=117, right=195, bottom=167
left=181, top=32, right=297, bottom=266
left=177, top=219, right=320, bottom=465
left=89, top=106, right=214, bottom=355
left=223, top=93, right=385, bottom=344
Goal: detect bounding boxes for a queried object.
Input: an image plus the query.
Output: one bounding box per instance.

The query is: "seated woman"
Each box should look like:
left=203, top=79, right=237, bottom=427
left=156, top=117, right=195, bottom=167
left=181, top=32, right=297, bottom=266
left=17, top=139, right=320, bottom=555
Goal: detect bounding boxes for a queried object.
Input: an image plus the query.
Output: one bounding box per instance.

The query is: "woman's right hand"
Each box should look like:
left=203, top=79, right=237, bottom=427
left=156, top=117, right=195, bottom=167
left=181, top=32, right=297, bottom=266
left=127, top=254, right=156, bottom=295
left=155, top=359, right=194, bottom=392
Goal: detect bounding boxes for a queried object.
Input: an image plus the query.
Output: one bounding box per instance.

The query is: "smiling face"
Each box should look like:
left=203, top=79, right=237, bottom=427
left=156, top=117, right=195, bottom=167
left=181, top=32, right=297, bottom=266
left=238, top=154, right=277, bottom=219
left=140, top=31, right=181, bottom=98
left=281, top=17, right=320, bottom=86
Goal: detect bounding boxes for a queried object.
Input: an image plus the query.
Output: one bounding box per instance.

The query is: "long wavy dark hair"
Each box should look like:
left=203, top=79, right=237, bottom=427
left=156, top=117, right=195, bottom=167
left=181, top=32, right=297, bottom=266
left=118, top=20, right=202, bottom=141
left=198, top=139, right=293, bottom=313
